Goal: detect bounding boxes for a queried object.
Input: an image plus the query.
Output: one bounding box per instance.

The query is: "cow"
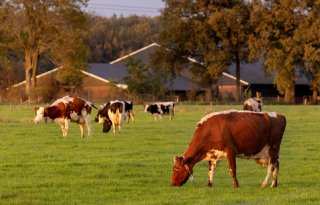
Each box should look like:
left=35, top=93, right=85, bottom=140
left=95, top=103, right=112, bottom=133
left=95, top=100, right=126, bottom=133
left=144, top=102, right=174, bottom=121
left=243, top=97, right=263, bottom=112
left=172, top=110, right=286, bottom=188
left=123, top=100, right=134, bottom=123
left=34, top=96, right=96, bottom=138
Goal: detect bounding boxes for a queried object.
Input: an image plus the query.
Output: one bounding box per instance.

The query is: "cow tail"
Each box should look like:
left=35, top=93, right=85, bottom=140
left=92, top=104, right=98, bottom=110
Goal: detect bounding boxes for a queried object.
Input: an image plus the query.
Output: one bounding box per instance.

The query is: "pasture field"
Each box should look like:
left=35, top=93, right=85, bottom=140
left=0, top=104, right=319, bottom=205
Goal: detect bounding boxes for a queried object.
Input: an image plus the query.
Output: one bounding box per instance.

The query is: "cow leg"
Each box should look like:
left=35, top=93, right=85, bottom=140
left=130, top=112, right=134, bottom=123
left=227, top=152, right=239, bottom=188
left=262, top=146, right=280, bottom=188
left=85, top=115, right=92, bottom=137
left=59, top=124, right=66, bottom=137
left=112, top=123, right=116, bottom=134
left=261, top=159, right=273, bottom=188
left=208, top=160, right=217, bottom=187
left=271, top=160, right=279, bottom=187
left=79, top=123, right=84, bottom=138
left=62, top=119, right=69, bottom=137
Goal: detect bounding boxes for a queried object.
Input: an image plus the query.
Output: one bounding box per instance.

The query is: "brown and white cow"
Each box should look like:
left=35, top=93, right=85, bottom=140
left=144, top=102, right=174, bottom=121
left=34, top=96, right=96, bottom=138
left=243, top=97, right=263, bottom=112
left=96, top=100, right=126, bottom=133
left=172, top=110, right=286, bottom=188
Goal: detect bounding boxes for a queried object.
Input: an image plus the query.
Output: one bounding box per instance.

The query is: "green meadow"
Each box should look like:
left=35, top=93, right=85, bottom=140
left=0, top=104, right=319, bottom=205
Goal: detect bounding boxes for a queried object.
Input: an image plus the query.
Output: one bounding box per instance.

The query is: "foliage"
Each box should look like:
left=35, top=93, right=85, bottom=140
left=154, top=0, right=251, bottom=102
left=124, top=57, right=168, bottom=99
left=0, top=0, right=89, bottom=98
left=86, top=14, right=160, bottom=63
left=299, top=0, right=320, bottom=102
left=0, top=104, right=319, bottom=204
left=124, top=57, right=152, bottom=98
left=249, top=0, right=305, bottom=102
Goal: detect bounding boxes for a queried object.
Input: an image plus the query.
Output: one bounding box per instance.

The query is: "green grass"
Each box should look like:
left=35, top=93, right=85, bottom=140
left=0, top=104, right=319, bottom=205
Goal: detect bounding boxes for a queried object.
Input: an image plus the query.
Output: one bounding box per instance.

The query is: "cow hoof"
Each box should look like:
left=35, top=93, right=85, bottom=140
left=207, top=182, right=213, bottom=188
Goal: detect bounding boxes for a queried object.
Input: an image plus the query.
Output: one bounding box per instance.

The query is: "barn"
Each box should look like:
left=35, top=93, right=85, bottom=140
left=6, top=43, right=311, bottom=103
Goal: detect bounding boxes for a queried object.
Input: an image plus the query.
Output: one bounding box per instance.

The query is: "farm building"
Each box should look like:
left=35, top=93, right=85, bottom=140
left=226, top=61, right=311, bottom=101
left=6, top=43, right=311, bottom=103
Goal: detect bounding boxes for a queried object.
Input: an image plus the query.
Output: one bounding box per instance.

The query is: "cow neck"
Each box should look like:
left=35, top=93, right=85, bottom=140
left=183, top=139, right=206, bottom=170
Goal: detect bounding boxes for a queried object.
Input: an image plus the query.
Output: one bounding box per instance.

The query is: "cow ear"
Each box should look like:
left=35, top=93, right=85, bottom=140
left=174, top=156, right=183, bottom=163
left=34, top=107, right=39, bottom=112
left=173, top=156, right=179, bottom=163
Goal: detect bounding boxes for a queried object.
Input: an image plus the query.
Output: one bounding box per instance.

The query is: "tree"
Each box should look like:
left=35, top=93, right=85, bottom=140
left=207, top=0, right=251, bottom=101
left=299, top=0, right=320, bottom=103
left=154, top=0, right=229, bottom=102
left=124, top=58, right=152, bottom=99
left=86, top=14, right=160, bottom=63
left=154, top=0, right=251, bottom=102
left=249, top=0, right=304, bottom=103
left=3, top=0, right=89, bottom=100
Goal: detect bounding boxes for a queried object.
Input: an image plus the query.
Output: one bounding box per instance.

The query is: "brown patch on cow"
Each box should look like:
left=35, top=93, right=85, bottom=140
left=69, top=96, right=92, bottom=115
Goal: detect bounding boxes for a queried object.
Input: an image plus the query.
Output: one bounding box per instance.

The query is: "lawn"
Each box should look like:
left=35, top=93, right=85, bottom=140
left=0, top=104, right=319, bottom=205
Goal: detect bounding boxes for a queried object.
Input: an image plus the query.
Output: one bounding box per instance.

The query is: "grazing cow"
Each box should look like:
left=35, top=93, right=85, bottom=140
left=123, top=101, right=134, bottom=123
left=34, top=96, right=96, bottom=138
left=144, top=102, right=174, bottom=121
left=243, top=97, right=263, bottom=112
left=172, top=110, right=286, bottom=188
left=95, top=103, right=112, bottom=133
left=96, top=100, right=126, bottom=133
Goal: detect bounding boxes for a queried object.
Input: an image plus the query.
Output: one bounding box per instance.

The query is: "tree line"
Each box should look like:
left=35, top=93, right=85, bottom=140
left=0, top=0, right=319, bottom=103
left=153, top=0, right=320, bottom=103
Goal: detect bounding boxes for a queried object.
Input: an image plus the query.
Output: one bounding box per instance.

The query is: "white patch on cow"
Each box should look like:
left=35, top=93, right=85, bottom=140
left=197, top=110, right=278, bottom=127
left=144, top=105, right=149, bottom=112
left=34, top=107, right=45, bottom=123
left=70, top=111, right=81, bottom=122
left=109, top=100, right=126, bottom=133
left=51, top=95, right=72, bottom=106
left=267, top=112, right=277, bottom=118
left=197, top=109, right=237, bottom=125
left=204, top=149, right=228, bottom=161
left=98, top=115, right=105, bottom=123
left=54, top=117, right=65, bottom=124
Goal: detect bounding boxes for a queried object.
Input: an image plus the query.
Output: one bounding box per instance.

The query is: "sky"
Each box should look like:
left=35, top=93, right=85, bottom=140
left=85, top=0, right=165, bottom=17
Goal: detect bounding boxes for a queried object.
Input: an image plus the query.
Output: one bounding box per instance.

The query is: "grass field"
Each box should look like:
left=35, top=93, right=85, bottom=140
left=0, top=104, right=319, bottom=205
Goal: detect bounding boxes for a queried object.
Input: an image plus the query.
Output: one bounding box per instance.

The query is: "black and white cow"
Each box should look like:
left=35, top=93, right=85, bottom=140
left=243, top=98, right=263, bottom=112
left=95, top=100, right=129, bottom=133
left=144, top=102, right=174, bottom=121
left=123, top=101, right=134, bottom=123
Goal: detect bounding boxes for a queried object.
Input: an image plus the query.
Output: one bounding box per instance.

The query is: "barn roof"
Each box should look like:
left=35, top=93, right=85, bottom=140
left=12, top=43, right=308, bottom=92
left=226, top=61, right=309, bottom=85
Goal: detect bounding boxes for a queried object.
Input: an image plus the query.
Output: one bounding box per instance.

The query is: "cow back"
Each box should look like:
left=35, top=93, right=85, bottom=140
left=192, top=111, right=286, bottom=157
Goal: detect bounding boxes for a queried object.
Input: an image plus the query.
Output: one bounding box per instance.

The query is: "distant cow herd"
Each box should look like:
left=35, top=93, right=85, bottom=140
left=34, top=96, right=176, bottom=137
left=34, top=95, right=287, bottom=189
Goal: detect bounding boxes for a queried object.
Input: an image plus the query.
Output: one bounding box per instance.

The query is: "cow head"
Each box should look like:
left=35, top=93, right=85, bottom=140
left=102, top=120, right=112, bottom=132
left=172, top=156, right=193, bottom=186
left=34, top=107, right=45, bottom=124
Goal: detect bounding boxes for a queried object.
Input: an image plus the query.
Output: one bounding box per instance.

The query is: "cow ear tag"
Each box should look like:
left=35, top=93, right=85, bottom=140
left=189, top=175, right=194, bottom=182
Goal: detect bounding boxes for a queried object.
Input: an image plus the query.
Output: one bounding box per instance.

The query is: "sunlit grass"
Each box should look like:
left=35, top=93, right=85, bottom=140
left=0, top=104, right=319, bottom=204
